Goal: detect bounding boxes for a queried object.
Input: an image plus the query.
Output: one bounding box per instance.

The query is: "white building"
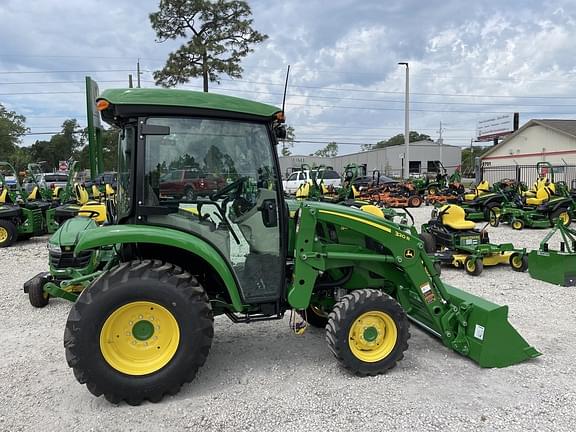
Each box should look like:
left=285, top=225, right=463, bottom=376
left=279, top=140, right=461, bottom=178
left=481, top=119, right=576, bottom=166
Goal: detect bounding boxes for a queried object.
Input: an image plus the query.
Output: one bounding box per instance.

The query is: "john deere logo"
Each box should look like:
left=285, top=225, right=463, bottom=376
left=404, top=249, right=415, bottom=259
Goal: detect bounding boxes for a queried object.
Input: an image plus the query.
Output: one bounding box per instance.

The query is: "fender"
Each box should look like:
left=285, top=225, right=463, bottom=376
left=74, top=224, right=244, bottom=311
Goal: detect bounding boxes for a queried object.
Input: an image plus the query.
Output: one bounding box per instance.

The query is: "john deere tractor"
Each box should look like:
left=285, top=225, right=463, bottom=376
left=53, top=86, right=538, bottom=405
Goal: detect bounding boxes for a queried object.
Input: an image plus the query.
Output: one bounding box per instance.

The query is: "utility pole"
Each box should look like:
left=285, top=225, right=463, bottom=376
left=437, top=120, right=445, bottom=166
left=137, top=59, right=141, bottom=88
left=128, top=74, right=133, bottom=88
left=398, top=62, right=409, bottom=179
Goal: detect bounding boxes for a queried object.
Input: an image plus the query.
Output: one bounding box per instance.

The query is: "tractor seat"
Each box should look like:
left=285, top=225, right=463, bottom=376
left=464, top=180, right=490, bottom=201
left=27, top=186, right=40, bottom=201
left=92, top=185, right=102, bottom=200
left=0, top=188, right=7, bottom=204
left=525, top=186, right=552, bottom=206
left=439, top=205, right=476, bottom=230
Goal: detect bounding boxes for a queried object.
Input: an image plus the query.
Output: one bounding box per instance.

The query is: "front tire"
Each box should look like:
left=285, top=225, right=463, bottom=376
left=28, top=275, right=49, bottom=308
left=326, top=289, right=410, bottom=376
left=510, top=253, right=529, bottom=272
left=464, top=257, right=483, bottom=276
left=550, top=208, right=571, bottom=226
left=0, top=219, right=17, bottom=248
left=64, top=260, right=214, bottom=405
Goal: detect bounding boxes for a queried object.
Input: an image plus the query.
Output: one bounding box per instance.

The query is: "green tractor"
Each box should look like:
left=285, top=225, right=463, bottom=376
left=52, top=87, right=538, bottom=405
left=0, top=161, right=57, bottom=247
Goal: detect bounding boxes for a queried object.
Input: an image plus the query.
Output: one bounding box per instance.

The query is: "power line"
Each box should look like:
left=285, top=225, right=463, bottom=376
left=0, top=69, right=135, bottom=75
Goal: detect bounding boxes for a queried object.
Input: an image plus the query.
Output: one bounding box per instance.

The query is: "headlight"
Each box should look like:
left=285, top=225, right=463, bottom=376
left=47, top=242, right=60, bottom=253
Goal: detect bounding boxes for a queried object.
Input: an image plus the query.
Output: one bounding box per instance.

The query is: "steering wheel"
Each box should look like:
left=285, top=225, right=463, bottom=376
left=77, top=209, right=101, bottom=220
left=210, top=176, right=249, bottom=201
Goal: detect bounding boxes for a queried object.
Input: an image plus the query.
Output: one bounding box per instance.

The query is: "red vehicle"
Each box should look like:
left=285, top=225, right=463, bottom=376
left=159, top=169, right=226, bottom=200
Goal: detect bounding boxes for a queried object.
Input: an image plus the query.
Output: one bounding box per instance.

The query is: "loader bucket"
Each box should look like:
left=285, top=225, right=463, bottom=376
left=440, top=284, right=541, bottom=367
left=528, top=250, right=576, bottom=287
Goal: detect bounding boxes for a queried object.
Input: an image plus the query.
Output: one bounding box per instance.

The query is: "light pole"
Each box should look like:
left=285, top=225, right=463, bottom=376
left=398, top=62, right=409, bottom=179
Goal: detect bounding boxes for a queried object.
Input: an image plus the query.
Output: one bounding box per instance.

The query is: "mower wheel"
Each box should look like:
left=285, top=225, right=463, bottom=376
left=488, top=209, right=500, bottom=227
left=510, top=253, right=529, bottom=272
left=464, top=257, right=483, bottom=276
left=419, top=232, right=437, bottom=253
left=484, top=203, right=501, bottom=221
left=550, top=208, right=572, bottom=227
left=0, top=219, right=17, bottom=248
left=408, top=195, right=422, bottom=207
left=64, top=260, right=214, bottom=405
left=28, top=275, right=49, bottom=308
left=427, top=186, right=438, bottom=196
left=512, top=219, right=524, bottom=230
left=326, top=289, right=409, bottom=376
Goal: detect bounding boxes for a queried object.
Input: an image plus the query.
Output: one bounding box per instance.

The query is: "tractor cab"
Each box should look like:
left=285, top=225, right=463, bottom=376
left=101, top=89, right=287, bottom=305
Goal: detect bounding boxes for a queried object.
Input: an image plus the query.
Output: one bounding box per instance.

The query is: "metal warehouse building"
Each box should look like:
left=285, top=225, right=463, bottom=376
left=279, top=140, right=461, bottom=178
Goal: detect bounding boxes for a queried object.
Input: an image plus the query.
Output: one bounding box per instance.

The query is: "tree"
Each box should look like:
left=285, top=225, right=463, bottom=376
left=0, top=103, right=28, bottom=162
left=150, top=0, right=268, bottom=92
left=279, top=126, right=295, bottom=156
left=373, top=131, right=432, bottom=149
left=76, top=128, right=120, bottom=172
left=312, top=142, right=338, bottom=157
left=461, top=146, right=486, bottom=176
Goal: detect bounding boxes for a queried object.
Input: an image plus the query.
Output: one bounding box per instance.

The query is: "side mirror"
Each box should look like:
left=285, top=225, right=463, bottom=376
left=275, top=125, right=287, bottom=140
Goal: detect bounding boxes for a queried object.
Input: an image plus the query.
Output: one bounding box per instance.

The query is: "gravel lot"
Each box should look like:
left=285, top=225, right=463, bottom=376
left=1, top=206, right=575, bottom=431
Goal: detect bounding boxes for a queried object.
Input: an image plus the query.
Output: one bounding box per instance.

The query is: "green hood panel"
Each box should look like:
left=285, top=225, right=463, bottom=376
left=99, top=88, right=281, bottom=120
left=50, top=216, right=99, bottom=247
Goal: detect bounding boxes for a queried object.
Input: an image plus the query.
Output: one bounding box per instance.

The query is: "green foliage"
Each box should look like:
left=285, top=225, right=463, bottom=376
left=29, top=119, right=84, bottom=171
left=150, top=0, right=268, bottom=92
left=0, top=104, right=29, bottom=166
left=280, top=125, right=295, bottom=156
left=374, top=131, right=432, bottom=149
left=77, top=128, right=119, bottom=172
left=312, top=141, right=338, bottom=157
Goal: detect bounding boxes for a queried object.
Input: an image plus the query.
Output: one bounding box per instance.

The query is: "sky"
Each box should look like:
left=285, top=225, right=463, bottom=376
left=1, top=0, right=576, bottom=158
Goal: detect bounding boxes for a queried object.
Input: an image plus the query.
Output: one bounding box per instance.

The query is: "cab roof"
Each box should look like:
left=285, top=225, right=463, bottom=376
left=97, top=88, right=282, bottom=122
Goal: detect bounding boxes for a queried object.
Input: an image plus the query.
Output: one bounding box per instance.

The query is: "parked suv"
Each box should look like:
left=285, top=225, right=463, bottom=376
left=282, top=169, right=341, bottom=194
left=159, top=169, right=226, bottom=199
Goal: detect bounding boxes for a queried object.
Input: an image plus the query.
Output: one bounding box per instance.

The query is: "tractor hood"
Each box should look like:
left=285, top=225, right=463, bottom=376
left=49, top=217, right=99, bottom=248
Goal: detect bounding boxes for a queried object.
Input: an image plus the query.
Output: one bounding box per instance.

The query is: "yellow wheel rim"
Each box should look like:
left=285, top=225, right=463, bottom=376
left=100, top=301, right=180, bottom=376
left=466, top=260, right=476, bottom=272
left=511, top=255, right=522, bottom=269
left=348, top=311, right=397, bottom=362
left=559, top=211, right=570, bottom=225
left=512, top=220, right=522, bottom=229
left=0, top=227, right=7, bottom=243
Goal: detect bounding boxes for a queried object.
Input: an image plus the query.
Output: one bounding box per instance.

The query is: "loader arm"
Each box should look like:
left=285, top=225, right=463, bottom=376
left=289, top=201, right=540, bottom=368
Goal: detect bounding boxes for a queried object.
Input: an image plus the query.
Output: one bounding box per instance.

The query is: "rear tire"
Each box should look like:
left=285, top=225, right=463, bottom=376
left=550, top=208, right=571, bottom=226
left=464, top=257, right=483, bottom=276
left=407, top=195, right=422, bottom=208
left=510, top=253, right=528, bottom=272
left=64, top=260, right=214, bottom=405
left=0, top=219, right=17, bottom=248
left=326, top=289, right=409, bottom=376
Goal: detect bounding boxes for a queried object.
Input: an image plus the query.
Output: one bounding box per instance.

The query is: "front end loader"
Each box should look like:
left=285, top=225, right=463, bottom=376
left=47, top=85, right=538, bottom=405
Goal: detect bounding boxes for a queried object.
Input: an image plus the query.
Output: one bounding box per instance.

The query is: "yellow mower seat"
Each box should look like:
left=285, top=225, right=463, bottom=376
left=27, top=186, right=39, bottom=201
left=295, top=182, right=310, bottom=198
left=105, top=184, right=115, bottom=197
left=92, top=185, right=102, bottom=200
left=0, top=188, right=7, bottom=204
left=440, top=205, right=476, bottom=230
left=78, top=202, right=107, bottom=224
left=74, top=184, right=90, bottom=205
left=526, top=186, right=552, bottom=206
left=360, top=204, right=384, bottom=218
left=464, top=180, right=490, bottom=201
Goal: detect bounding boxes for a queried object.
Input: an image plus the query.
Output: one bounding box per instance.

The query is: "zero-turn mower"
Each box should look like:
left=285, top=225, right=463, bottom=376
left=421, top=204, right=528, bottom=276
left=28, top=82, right=539, bottom=405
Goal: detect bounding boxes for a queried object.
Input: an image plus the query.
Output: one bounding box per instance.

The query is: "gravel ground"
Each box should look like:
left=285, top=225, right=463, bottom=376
left=1, top=207, right=575, bottom=432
